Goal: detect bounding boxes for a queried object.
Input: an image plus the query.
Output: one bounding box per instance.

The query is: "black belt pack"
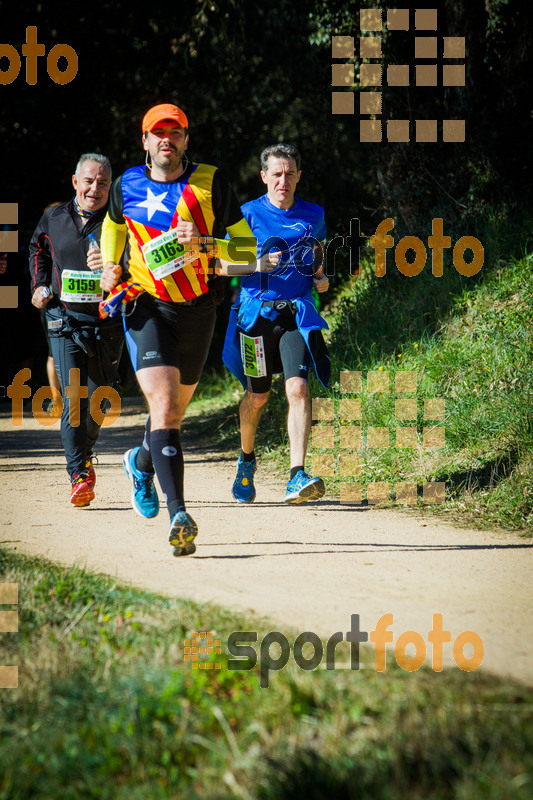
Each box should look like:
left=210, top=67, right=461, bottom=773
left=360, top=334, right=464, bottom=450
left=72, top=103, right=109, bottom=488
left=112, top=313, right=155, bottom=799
left=45, top=303, right=121, bottom=384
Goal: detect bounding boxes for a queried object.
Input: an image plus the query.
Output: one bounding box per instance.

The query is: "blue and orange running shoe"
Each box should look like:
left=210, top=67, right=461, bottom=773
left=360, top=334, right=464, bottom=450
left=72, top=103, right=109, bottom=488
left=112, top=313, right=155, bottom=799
left=284, top=471, right=325, bottom=504
left=169, top=510, right=198, bottom=557
left=231, top=456, right=256, bottom=503
left=122, top=447, right=159, bottom=518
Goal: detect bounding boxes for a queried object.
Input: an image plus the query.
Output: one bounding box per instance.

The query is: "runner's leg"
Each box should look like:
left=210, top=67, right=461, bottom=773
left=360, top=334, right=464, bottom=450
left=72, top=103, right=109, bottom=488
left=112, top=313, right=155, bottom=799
left=239, top=390, right=270, bottom=454
left=85, top=325, right=124, bottom=456
left=237, top=312, right=279, bottom=454
left=177, top=382, right=198, bottom=425
left=134, top=340, right=199, bottom=476
left=123, top=294, right=215, bottom=551
left=285, top=377, right=311, bottom=468
left=50, top=334, right=91, bottom=479
left=134, top=364, right=182, bottom=504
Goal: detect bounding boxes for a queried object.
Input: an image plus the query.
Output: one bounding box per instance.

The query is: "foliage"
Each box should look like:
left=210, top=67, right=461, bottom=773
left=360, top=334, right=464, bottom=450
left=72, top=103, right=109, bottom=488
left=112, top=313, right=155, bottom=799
left=0, top=0, right=373, bottom=246
left=316, top=208, right=533, bottom=530
left=311, top=0, right=533, bottom=232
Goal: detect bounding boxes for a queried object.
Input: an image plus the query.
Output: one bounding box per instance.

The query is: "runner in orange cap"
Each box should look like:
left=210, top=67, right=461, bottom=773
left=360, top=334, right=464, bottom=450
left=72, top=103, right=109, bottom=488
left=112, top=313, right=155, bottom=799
left=100, top=103, right=258, bottom=556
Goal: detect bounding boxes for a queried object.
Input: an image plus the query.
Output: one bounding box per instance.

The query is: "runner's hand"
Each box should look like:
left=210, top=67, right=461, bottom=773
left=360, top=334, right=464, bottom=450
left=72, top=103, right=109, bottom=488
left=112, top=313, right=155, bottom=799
left=0, top=253, right=7, bottom=274
left=313, top=265, right=329, bottom=293
left=31, top=286, right=52, bottom=309
left=101, top=263, right=122, bottom=292
left=87, top=249, right=104, bottom=271
left=257, top=250, right=281, bottom=272
left=176, top=214, right=200, bottom=245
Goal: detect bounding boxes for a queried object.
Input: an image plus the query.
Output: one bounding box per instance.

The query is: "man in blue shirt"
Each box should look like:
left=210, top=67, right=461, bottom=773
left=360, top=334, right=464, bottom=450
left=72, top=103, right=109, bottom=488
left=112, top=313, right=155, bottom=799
left=223, top=143, right=330, bottom=504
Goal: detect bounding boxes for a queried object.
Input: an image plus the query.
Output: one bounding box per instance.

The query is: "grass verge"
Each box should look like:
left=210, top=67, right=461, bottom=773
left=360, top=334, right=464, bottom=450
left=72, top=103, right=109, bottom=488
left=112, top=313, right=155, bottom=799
left=1, top=547, right=532, bottom=798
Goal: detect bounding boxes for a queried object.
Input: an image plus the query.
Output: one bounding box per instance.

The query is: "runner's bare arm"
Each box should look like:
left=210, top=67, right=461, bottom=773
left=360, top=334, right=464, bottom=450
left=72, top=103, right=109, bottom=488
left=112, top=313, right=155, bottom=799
left=214, top=217, right=280, bottom=276
left=216, top=250, right=280, bottom=276
left=313, top=241, right=329, bottom=293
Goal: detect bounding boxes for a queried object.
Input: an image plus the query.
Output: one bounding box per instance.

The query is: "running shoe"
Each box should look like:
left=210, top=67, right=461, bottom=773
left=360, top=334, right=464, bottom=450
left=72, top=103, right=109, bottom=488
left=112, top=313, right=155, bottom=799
left=169, top=510, right=198, bottom=557
left=41, top=397, right=61, bottom=417
left=42, top=398, right=54, bottom=415
left=85, top=454, right=97, bottom=491
left=122, top=447, right=159, bottom=518
left=284, top=471, right=325, bottom=504
left=70, top=473, right=95, bottom=507
left=231, top=456, right=256, bottom=503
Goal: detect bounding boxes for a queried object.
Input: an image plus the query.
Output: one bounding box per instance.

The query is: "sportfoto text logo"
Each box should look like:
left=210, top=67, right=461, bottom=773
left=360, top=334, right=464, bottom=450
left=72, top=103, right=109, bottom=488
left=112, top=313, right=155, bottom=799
left=185, top=614, right=484, bottom=688
left=222, top=218, right=484, bottom=278
left=5, top=368, right=120, bottom=428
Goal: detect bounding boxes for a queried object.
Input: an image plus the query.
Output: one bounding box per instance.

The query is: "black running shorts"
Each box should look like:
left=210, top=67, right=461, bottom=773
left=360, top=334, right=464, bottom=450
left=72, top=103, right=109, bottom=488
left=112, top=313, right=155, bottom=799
left=237, top=301, right=311, bottom=394
left=124, top=291, right=216, bottom=385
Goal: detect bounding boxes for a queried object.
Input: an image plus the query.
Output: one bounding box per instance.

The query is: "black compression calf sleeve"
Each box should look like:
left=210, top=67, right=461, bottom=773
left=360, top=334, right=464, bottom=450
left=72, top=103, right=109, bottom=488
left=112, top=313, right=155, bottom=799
left=136, top=415, right=153, bottom=473
left=150, top=428, right=184, bottom=518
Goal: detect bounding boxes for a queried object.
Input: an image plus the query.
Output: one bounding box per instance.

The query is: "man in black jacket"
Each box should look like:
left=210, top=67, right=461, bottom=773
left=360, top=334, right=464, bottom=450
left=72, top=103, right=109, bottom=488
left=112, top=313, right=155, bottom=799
left=29, top=153, right=123, bottom=507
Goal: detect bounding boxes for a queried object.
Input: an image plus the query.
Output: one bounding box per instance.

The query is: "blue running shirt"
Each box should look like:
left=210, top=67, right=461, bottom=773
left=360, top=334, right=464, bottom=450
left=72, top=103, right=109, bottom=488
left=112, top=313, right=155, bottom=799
left=239, top=194, right=326, bottom=300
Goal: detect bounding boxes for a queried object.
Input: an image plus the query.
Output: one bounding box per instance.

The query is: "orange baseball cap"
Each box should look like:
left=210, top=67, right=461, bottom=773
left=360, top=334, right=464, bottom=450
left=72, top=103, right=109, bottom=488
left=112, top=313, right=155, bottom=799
left=142, top=104, right=188, bottom=133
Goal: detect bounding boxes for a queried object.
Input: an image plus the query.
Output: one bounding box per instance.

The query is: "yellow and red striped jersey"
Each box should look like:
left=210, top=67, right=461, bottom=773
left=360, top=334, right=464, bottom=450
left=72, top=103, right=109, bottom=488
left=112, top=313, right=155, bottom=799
left=101, top=162, right=254, bottom=303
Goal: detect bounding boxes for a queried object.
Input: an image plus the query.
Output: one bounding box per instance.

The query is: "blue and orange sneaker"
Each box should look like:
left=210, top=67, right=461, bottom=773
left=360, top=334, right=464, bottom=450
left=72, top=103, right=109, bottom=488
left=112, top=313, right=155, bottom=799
left=122, top=447, right=159, bottom=518
left=284, top=471, right=325, bottom=504
left=169, top=510, right=198, bottom=557
left=232, top=456, right=256, bottom=503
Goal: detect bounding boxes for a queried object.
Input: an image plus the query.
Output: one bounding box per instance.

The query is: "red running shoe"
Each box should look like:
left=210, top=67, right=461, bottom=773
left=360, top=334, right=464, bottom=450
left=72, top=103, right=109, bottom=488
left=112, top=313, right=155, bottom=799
left=70, top=474, right=95, bottom=507
left=85, top=455, right=97, bottom=491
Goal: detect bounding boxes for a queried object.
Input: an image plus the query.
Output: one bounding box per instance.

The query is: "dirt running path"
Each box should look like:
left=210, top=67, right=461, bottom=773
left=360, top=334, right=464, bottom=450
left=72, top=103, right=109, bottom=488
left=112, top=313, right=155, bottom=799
left=1, top=401, right=532, bottom=684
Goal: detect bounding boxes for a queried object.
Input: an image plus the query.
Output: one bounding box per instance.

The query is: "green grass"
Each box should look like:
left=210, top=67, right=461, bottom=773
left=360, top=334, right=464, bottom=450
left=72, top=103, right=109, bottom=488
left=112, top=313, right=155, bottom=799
left=189, top=208, right=533, bottom=532
left=1, top=547, right=532, bottom=798
left=318, top=247, right=533, bottom=531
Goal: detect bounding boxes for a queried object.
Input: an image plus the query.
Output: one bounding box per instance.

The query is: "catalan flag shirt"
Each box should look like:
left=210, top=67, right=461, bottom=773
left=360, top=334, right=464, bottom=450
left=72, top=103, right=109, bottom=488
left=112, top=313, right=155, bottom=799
left=101, top=163, right=253, bottom=303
